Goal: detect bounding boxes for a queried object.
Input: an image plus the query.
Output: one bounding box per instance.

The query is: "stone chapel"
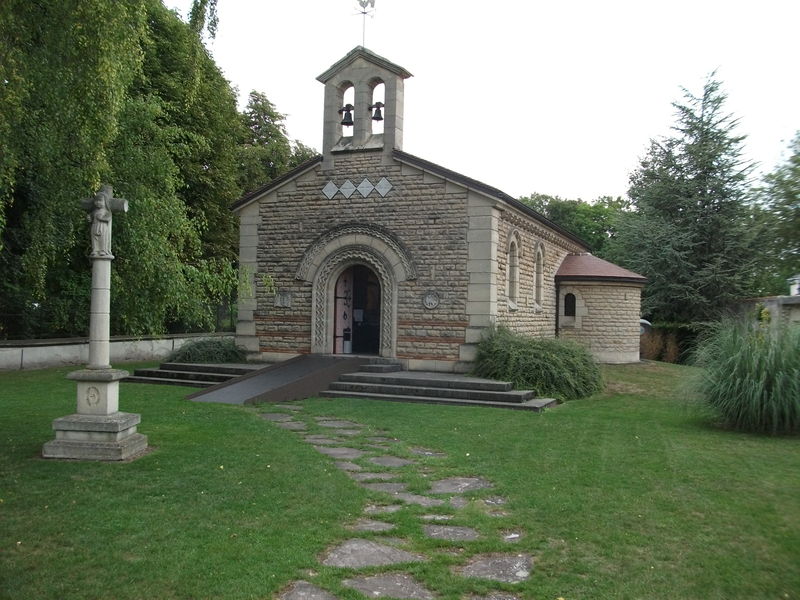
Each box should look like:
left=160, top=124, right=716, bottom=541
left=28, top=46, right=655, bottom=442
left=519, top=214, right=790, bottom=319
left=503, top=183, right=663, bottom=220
left=233, top=47, right=646, bottom=372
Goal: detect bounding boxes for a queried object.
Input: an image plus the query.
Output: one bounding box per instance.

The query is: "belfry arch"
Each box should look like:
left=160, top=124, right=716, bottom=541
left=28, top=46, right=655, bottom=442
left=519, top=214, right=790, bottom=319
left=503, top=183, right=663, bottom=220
left=296, top=223, right=416, bottom=356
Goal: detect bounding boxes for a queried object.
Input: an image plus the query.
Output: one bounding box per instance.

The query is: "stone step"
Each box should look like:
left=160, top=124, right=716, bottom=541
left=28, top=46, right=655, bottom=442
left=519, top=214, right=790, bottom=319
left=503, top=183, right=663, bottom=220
left=328, top=381, right=533, bottom=403
left=359, top=363, right=403, bottom=373
left=124, top=375, right=214, bottom=388
left=319, top=390, right=557, bottom=412
left=133, top=368, right=234, bottom=383
left=338, top=372, right=513, bottom=392
left=158, top=362, right=262, bottom=376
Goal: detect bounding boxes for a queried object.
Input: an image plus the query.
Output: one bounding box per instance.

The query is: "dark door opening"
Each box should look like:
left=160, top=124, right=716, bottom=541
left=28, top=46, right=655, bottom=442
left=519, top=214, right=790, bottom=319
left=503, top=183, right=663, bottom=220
left=333, top=265, right=381, bottom=355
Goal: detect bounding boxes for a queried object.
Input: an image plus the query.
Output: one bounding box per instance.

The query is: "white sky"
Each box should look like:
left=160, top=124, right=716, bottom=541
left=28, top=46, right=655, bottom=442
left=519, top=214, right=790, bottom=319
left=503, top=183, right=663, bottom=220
left=166, top=0, right=800, bottom=201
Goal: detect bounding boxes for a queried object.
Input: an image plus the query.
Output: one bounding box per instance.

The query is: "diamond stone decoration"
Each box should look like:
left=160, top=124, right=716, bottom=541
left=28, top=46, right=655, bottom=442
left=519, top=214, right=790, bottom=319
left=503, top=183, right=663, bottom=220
left=357, top=178, right=375, bottom=198
left=375, top=177, right=393, bottom=197
left=322, top=177, right=393, bottom=199
left=340, top=180, right=356, bottom=198
left=322, top=181, right=338, bottom=199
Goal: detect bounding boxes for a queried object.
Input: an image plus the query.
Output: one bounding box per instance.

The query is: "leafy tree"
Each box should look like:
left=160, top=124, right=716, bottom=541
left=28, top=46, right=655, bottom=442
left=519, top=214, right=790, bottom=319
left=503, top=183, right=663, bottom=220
left=0, top=0, right=239, bottom=338
left=756, top=132, right=800, bottom=293
left=605, top=77, right=758, bottom=324
left=237, top=91, right=319, bottom=195
left=519, top=193, right=630, bottom=255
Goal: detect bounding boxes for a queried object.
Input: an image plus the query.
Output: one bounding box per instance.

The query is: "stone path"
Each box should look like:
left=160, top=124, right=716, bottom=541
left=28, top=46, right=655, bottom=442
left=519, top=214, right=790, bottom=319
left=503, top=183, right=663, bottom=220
left=265, top=404, right=533, bottom=600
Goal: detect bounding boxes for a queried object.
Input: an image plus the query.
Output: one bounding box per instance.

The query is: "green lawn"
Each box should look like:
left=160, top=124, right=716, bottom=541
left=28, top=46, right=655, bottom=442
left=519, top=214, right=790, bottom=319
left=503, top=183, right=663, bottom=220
left=1, top=361, right=798, bottom=600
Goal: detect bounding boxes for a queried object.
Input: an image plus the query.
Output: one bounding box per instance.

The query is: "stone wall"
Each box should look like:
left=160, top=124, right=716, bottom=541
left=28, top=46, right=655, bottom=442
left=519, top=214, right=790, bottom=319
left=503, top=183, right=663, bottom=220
left=240, top=151, right=473, bottom=370
left=495, top=209, right=584, bottom=337
left=557, top=282, right=642, bottom=363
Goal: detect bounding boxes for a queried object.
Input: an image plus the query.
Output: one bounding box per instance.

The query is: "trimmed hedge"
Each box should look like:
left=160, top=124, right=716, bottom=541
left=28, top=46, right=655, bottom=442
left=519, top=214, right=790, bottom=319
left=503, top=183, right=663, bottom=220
left=167, top=338, right=247, bottom=364
left=472, top=327, right=603, bottom=400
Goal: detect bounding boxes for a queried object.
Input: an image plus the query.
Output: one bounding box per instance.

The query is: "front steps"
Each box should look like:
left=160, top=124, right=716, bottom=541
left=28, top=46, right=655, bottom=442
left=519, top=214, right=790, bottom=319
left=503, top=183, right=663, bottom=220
left=125, top=362, right=263, bottom=388
left=320, top=369, right=557, bottom=411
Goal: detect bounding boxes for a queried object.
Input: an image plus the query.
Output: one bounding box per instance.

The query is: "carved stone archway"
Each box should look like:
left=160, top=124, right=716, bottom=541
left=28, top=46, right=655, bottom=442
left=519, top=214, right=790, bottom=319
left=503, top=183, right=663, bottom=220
left=297, top=223, right=416, bottom=356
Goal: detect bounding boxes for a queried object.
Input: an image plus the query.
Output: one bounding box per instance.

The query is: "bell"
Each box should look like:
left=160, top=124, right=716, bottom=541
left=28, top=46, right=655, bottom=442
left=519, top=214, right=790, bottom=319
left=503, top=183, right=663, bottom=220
left=339, top=104, right=354, bottom=127
left=370, top=101, right=384, bottom=121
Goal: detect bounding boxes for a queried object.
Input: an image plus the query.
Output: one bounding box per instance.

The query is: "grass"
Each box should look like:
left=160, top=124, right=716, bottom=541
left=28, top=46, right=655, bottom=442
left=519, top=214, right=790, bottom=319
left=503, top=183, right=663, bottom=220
left=1, top=361, right=798, bottom=599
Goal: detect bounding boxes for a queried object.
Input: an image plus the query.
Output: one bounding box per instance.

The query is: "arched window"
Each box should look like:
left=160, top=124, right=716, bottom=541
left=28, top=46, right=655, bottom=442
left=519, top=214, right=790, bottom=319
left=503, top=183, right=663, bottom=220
left=507, top=239, right=519, bottom=306
left=340, top=84, right=355, bottom=136
left=564, top=293, right=576, bottom=317
left=370, top=81, right=385, bottom=135
left=534, top=245, right=544, bottom=306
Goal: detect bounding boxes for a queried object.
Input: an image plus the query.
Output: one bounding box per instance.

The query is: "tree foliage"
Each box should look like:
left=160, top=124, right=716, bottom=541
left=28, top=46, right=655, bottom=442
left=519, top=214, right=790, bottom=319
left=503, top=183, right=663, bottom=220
left=605, top=77, right=759, bottom=324
left=0, top=0, right=240, bottom=338
left=519, top=193, right=630, bottom=256
left=237, top=91, right=319, bottom=195
left=755, top=132, right=800, bottom=293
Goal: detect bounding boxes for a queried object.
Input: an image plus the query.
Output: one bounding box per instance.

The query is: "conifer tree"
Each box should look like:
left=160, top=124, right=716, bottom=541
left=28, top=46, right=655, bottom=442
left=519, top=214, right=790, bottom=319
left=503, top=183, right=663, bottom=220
left=607, top=77, right=758, bottom=323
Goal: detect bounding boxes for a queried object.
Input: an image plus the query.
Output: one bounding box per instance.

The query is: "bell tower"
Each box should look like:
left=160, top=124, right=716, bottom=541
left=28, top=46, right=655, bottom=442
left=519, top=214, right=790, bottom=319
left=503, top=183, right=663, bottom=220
left=317, top=46, right=412, bottom=169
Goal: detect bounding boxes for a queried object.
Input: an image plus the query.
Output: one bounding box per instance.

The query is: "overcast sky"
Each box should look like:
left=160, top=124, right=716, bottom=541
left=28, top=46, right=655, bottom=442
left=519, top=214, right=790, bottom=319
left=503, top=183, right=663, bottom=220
left=167, top=0, right=800, bottom=201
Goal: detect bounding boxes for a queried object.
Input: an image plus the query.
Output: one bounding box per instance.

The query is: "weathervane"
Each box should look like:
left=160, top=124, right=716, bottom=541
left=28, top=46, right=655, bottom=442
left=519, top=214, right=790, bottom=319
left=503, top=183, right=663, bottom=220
left=356, top=0, right=375, bottom=46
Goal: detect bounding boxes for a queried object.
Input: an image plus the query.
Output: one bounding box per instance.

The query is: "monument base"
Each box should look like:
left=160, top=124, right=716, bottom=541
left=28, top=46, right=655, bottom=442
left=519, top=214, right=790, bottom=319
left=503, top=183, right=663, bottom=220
left=42, top=412, right=148, bottom=461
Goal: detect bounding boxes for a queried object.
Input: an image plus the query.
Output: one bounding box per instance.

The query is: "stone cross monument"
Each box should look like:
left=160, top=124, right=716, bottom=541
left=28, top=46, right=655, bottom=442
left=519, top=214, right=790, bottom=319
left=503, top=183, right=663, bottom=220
left=42, top=185, right=148, bottom=461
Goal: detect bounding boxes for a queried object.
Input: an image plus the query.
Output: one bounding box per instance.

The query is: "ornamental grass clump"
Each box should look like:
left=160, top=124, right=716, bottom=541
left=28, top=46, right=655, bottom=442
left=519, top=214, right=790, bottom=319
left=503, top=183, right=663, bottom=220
left=693, top=319, right=800, bottom=434
left=168, top=338, right=247, bottom=363
left=472, top=327, right=603, bottom=400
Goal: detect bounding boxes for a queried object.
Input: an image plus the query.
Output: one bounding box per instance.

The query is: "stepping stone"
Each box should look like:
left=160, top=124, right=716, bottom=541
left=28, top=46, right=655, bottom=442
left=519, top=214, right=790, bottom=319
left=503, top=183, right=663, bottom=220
left=314, top=446, right=365, bottom=459
left=275, top=404, right=304, bottom=411
left=455, top=553, right=532, bottom=583
left=450, top=496, right=469, bottom=509
left=423, top=524, right=480, bottom=541
left=483, top=496, right=508, bottom=506
left=501, top=531, right=523, bottom=543
left=487, top=510, right=510, bottom=518
left=332, top=429, right=362, bottom=436
left=342, top=574, right=434, bottom=600
left=316, top=419, right=363, bottom=428
left=364, top=504, right=403, bottom=515
left=369, top=456, right=416, bottom=468
left=375, top=536, right=408, bottom=547
left=466, top=594, right=521, bottom=600
left=348, top=518, right=396, bottom=532
left=420, top=514, right=453, bottom=521
left=320, top=539, right=426, bottom=567
left=430, top=477, right=493, bottom=494
left=394, top=493, right=445, bottom=507
left=277, top=421, right=307, bottom=431
left=361, top=482, right=407, bottom=493
left=304, top=435, right=342, bottom=444
left=261, top=413, right=294, bottom=422
left=349, top=472, right=399, bottom=482
left=409, top=447, right=447, bottom=458
left=278, top=581, right=338, bottom=600
left=334, top=461, right=362, bottom=471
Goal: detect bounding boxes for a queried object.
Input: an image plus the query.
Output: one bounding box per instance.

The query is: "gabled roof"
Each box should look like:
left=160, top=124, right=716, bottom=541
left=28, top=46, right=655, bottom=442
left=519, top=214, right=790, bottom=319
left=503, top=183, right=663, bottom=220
left=317, top=46, right=412, bottom=83
left=231, top=155, right=323, bottom=212
left=556, top=253, right=647, bottom=284
left=392, top=150, right=590, bottom=250
left=230, top=148, right=592, bottom=251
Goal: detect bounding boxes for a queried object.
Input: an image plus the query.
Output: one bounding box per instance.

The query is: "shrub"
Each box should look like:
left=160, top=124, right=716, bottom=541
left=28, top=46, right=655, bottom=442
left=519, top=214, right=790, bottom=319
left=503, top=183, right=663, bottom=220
left=472, top=327, right=603, bottom=400
left=692, top=319, right=800, bottom=434
left=168, top=338, right=247, bottom=364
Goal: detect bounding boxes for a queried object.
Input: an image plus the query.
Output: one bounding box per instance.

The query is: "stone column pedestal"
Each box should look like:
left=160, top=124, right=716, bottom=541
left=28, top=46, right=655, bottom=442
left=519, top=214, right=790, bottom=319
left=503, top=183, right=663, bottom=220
left=42, top=368, right=148, bottom=461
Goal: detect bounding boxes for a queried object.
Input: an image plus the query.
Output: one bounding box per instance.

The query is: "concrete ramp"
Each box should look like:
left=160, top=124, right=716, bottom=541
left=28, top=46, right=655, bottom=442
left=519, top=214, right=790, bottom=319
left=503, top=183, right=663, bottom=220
left=186, top=355, right=369, bottom=405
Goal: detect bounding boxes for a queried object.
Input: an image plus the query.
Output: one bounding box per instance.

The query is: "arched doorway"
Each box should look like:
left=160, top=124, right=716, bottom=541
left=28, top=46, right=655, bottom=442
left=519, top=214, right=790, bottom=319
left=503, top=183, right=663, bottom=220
left=333, top=264, right=381, bottom=354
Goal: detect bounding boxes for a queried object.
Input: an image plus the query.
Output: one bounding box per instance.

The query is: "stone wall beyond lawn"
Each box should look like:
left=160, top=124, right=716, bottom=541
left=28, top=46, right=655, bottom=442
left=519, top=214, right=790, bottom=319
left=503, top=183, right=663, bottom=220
left=0, top=333, right=232, bottom=371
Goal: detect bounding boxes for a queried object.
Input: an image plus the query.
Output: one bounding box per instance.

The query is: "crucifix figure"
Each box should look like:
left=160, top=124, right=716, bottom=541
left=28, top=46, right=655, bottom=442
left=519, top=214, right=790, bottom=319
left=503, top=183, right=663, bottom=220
left=81, top=184, right=128, bottom=258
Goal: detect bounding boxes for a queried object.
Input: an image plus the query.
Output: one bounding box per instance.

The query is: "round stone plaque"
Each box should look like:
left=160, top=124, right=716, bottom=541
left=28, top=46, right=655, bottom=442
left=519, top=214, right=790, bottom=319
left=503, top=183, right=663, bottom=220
left=422, top=291, right=440, bottom=310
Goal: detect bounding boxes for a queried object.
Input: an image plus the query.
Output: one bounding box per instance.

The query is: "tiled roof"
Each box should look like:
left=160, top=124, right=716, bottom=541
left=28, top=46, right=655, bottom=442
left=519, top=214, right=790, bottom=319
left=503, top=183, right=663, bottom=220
left=556, top=253, right=647, bottom=284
